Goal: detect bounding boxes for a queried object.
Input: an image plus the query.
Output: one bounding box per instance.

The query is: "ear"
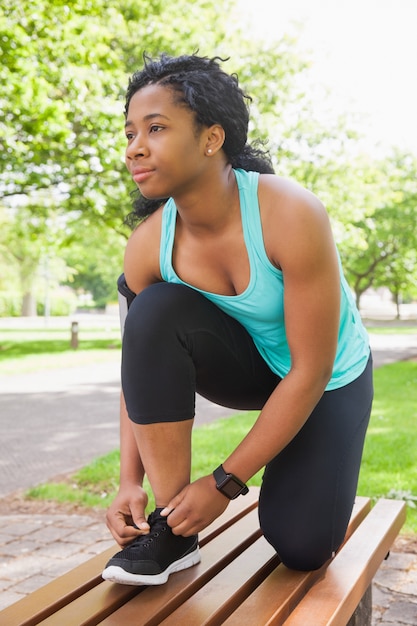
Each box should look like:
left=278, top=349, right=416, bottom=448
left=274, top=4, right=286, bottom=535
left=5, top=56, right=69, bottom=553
left=204, top=124, right=225, bottom=156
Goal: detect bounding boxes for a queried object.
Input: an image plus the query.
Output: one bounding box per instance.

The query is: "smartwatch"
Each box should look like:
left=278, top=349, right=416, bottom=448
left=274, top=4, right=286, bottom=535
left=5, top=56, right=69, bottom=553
left=213, top=464, right=249, bottom=500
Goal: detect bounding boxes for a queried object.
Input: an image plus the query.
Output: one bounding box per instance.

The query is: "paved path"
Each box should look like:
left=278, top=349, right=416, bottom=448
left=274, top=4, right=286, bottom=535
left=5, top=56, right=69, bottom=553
left=0, top=365, right=236, bottom=498
left=0, top=332, right=417, bottom=622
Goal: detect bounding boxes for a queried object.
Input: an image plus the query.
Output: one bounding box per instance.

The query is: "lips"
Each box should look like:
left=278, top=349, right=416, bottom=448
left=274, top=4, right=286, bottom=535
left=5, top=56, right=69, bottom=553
left=131, top=167, right=154, bottom=184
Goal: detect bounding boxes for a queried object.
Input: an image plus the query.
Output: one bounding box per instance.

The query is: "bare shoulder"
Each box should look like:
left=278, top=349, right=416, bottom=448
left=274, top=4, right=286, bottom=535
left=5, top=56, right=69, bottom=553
left=258, top=174, right=336, bottom=269
left=258, top=173, right=327, bottom=220
left=124, top=208, right=163, bottom=293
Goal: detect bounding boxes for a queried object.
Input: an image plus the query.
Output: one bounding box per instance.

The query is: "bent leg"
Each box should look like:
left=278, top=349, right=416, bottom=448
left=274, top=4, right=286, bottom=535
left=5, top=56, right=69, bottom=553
left=121, top=282, right=277, bottom=505
left=259, top=355, right=373, bottom=571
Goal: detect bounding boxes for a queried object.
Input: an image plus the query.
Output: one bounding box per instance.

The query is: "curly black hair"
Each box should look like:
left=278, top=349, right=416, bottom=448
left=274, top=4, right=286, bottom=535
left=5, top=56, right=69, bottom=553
left=124, top=53, right=274, bottom=225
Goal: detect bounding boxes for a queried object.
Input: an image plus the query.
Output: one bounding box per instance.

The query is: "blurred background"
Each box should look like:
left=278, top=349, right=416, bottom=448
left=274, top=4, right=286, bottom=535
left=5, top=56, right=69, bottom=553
left=1, top=0, right=416, bottom=321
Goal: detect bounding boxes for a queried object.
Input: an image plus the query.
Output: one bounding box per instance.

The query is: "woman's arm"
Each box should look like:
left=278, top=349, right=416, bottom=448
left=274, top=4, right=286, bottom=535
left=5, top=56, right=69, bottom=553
left=222, top=176, right=341, bottom=480
left=106, top=393, right=151, bottom=546
left=106, top=212, right=163, bottom=546
left=164, top=177, right=341, bottom=535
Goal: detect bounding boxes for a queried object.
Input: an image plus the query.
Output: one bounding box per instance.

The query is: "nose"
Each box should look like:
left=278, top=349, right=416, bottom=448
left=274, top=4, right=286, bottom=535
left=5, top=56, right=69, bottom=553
left=125, top=134, right=149, bottom=160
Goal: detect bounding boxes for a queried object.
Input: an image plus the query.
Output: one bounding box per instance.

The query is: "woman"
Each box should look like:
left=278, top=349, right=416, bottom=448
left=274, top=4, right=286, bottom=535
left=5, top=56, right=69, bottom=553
left=102, top=53, right=373, bottom=586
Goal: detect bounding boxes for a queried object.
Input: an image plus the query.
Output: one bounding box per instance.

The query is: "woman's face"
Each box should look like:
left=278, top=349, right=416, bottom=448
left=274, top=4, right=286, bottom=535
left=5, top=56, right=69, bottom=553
left=124, top=84, right=209, bottom=200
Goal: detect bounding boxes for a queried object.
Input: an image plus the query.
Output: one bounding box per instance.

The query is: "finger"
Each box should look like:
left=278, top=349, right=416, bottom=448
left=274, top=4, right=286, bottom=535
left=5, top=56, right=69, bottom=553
left=107, top=521, right=136, bottom=547
left=165, top=503, right=196, bottom=533
left=160, top=489, right=186, bottom=517
left=128, top=502, right=150, bottom=532
left=171, top=521, right=197, bottom=537
left=132, top=517, right=150, bottom=533
left=117, top=532, right=138, bottom=547
left=163, top=504, right=188, bottom=529
left=160, top=505, right=174, bottom=517
left=106, top=512, right=141, bottom=546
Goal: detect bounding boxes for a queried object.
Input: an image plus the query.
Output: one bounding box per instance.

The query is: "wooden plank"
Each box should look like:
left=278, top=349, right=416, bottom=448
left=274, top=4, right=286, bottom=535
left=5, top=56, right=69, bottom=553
left=157, top=536, right=279, bottom=625
left=283, top=499, right=406, bottom=626
left=2, top=491, right=404, bottom=626
left=98, top=507, right=262, bottom=626
left=30, top=507, right=261, bottom=626
left=37, top=585, right=141, bottom=626
left=37, top=508, right=261, bottom=626
left=199, top=486, right=260, bottom=546
left=0, top=489, right=260, bottom=626
left=222, top=496, right=372, bottom=626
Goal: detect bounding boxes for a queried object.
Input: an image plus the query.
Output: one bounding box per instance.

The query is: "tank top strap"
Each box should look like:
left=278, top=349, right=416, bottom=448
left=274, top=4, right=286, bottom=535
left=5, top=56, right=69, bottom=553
left=234, top=168, right=278, bottom=271
left=160, top=197, right=177, bottom=283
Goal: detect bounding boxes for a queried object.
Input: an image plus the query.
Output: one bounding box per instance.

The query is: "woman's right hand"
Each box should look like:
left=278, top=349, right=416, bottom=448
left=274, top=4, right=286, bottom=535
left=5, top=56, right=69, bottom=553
left=106, top=483, right=150, bottom=547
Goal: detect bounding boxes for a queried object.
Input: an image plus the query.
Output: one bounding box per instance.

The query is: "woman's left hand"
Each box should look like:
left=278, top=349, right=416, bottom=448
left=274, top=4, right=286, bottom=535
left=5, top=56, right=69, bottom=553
left=161, top=474, right=229, bottom=536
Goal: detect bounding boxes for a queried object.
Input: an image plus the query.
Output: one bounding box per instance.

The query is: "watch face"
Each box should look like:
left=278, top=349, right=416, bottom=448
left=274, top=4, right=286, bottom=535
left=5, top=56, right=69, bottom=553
left=214, top=465, right=248, bottom=500
left=221, top=478, right=243, bottom=499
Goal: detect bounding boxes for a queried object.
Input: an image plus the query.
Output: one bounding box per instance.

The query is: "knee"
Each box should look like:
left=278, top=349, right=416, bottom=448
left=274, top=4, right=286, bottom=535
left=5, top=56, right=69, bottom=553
left=259, top=513, right=334, bottom=571
left=124, top=283, right=191, bottom=340
left=126, top=282, right=185, bottom=323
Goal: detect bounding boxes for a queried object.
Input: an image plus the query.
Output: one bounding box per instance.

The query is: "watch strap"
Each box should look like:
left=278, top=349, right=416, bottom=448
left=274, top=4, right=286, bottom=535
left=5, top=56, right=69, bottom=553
left=213, top=464, right=249, bottom=499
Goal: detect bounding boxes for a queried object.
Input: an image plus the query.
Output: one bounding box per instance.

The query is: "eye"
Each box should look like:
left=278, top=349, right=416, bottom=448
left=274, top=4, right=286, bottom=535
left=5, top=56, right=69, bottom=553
left=149, top=124, right=164, bottom=133
left=125, top=131, right=135, bottom=141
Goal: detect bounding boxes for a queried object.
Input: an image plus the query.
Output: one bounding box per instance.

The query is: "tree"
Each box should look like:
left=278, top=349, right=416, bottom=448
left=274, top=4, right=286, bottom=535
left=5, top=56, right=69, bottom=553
left=0, top=0, right=239, bottom=222
left=339, top=152, right=417, bottom=312
left=6, top=0, right=408, bottom=317
left=62, top=223, right=126, bottom=309
left=0, top=0, right=237, bottom=312
left=1, top=0, right=314, bottom=314
left=0, top=197, right=77, bottom=314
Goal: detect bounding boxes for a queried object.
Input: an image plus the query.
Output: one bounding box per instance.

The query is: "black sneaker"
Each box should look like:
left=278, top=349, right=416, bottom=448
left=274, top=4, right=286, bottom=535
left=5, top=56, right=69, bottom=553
left=102, top=508, right=200, bottom=586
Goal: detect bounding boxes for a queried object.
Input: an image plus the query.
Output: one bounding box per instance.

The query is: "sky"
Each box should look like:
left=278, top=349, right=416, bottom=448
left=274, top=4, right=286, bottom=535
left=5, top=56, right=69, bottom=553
left=237, top=0, right=417, bottom=154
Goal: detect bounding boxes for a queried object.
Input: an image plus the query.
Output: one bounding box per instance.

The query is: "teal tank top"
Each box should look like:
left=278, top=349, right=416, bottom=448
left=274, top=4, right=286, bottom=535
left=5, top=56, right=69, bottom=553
left=160, top=168, right=370, bottom=390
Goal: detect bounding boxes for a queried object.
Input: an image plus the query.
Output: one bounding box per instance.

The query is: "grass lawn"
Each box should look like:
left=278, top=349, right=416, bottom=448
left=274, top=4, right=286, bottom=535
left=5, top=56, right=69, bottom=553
left=358, top=360, right=417, bottom=523
left=24, top=356, right=417, bottom=534
left=0, top=327, right=121, bottom=374
left=364, top=325, right=417, bottom=335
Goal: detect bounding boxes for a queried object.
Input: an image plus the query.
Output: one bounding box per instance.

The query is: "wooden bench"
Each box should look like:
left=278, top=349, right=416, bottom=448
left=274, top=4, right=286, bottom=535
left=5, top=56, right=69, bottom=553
left=0, top=488, right=405, bottom=626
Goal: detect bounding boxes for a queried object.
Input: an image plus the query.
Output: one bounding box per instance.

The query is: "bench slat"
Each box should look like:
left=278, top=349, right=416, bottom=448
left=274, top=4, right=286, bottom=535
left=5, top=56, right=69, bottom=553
left=39, top=584, right=141, bottom=626
left=199, top=486, right=260, bottom=546
left=158, top=537, right=278, bottom=625
left=100, top=497, right=371, bottom=626
left=283, top=498, right=406, bottom=626
left=222, top=496, right=372, bottom=626
left=0, top=488, right=260, bottom=626
left=98, top=507, right=262, bottom=625
left=34, top=504, right=261, bottom=625
left=0, top=492, right=405, bottom=626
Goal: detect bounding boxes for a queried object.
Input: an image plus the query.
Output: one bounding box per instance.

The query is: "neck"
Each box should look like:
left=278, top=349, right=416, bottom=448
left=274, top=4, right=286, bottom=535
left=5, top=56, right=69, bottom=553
left=174, top=165, right=239, bottom=234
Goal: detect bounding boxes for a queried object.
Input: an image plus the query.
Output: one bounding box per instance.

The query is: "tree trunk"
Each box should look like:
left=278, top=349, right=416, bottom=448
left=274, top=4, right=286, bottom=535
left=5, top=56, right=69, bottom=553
left=21, top=291, right=37, bottom=316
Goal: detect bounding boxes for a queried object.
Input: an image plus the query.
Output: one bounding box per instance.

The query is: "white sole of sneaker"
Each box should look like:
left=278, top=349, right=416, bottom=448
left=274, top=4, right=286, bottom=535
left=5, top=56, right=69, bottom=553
left=102, top=546, right=201, bottom=586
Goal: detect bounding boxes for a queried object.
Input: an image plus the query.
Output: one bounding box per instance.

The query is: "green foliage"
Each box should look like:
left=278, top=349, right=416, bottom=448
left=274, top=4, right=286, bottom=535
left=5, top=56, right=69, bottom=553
left=2, top=0, right=290, bottom=313
left=62, top=225, right=125, bottom=308
left=0, top=292, right=21, bottom=317
left=0, top=0, right=235, bottom=224
left=339, top=152, right=417, bottom=309
left=36, top=293, right=77, bottom=316
left=1, top=0, right=417, bottom=315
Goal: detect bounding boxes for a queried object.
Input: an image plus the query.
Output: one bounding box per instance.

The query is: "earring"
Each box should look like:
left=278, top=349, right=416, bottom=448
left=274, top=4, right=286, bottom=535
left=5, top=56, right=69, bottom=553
left=207, top=149, right=212, bottom=154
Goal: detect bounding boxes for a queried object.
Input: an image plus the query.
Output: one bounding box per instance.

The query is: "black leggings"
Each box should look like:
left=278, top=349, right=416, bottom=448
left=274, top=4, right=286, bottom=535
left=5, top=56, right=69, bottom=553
left=122, top=282, right=373, bottom=570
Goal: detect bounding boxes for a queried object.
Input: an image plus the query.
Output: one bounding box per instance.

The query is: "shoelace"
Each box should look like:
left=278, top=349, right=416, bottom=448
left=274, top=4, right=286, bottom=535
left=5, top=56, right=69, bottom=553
left=131, top=512, right=168, bottom=550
